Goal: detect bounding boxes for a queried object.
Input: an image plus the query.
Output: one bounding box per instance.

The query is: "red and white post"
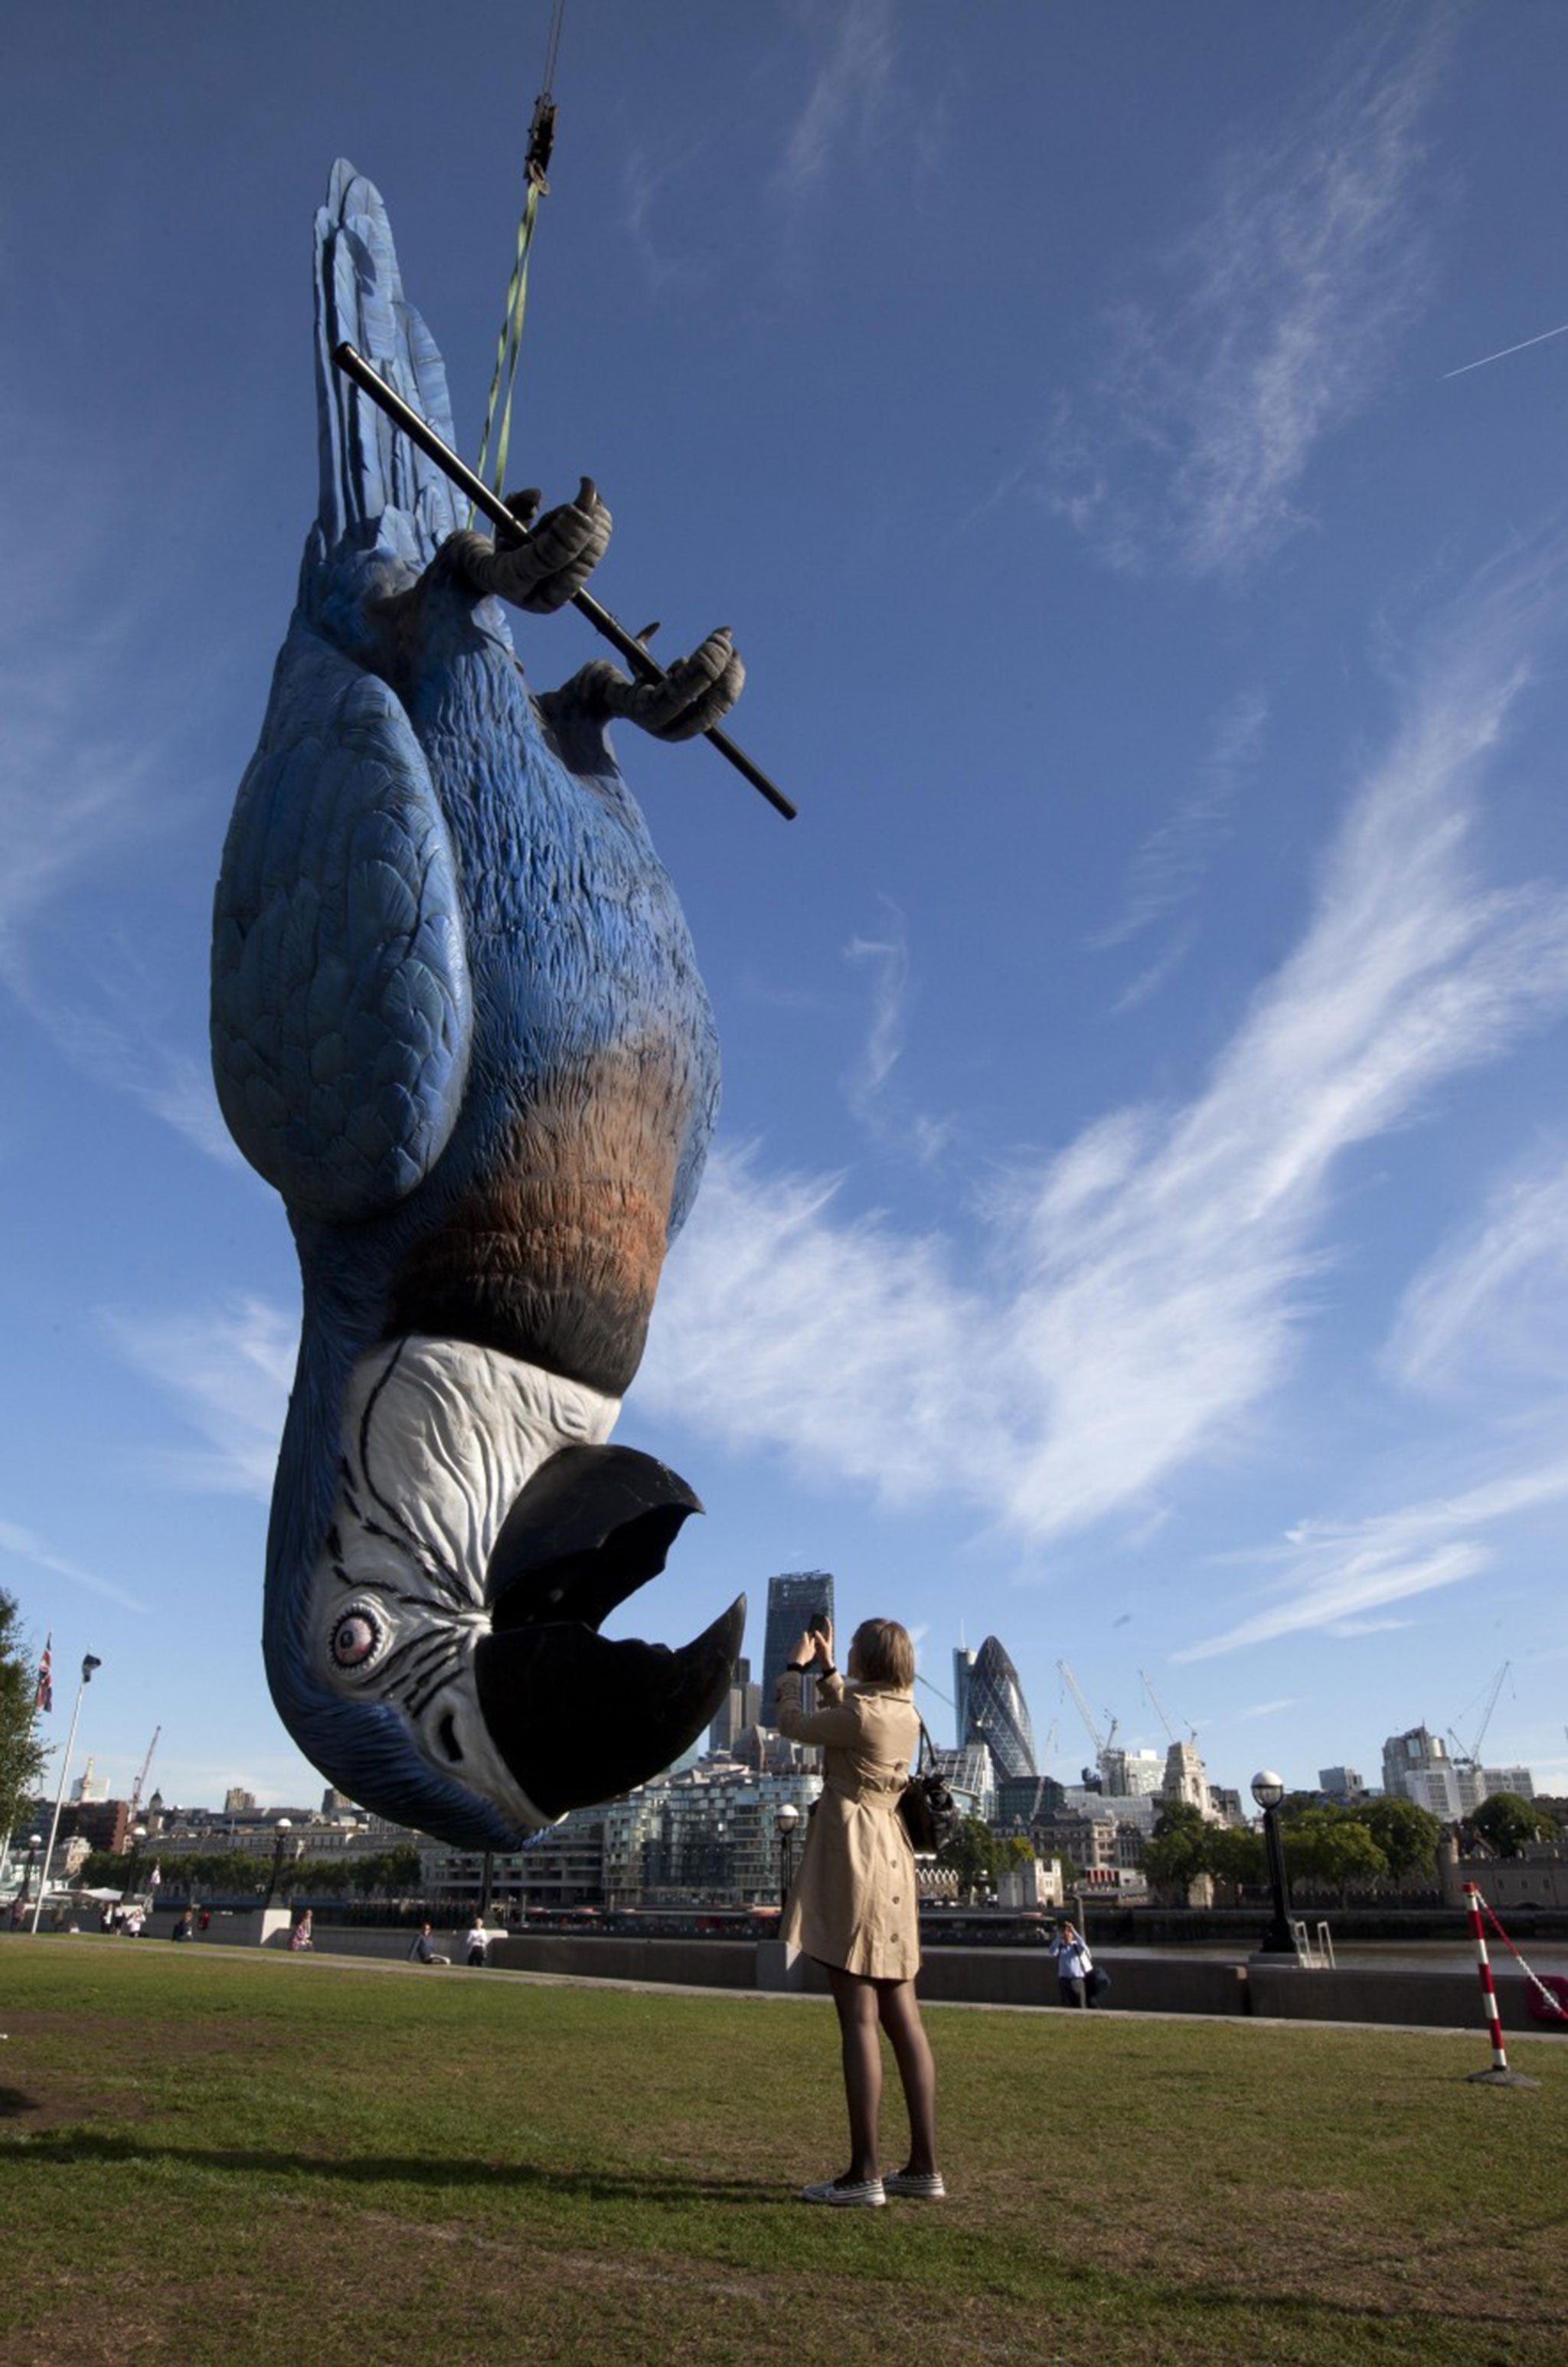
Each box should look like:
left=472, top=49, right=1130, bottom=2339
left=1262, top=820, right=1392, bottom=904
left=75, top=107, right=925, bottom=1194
left=1462, top=1882, right=1537, bottom=2089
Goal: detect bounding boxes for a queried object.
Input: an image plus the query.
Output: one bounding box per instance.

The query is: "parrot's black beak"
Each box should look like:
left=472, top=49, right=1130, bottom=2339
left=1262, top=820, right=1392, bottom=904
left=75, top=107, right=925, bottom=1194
left=473, top=1443, right=744, bottom=1819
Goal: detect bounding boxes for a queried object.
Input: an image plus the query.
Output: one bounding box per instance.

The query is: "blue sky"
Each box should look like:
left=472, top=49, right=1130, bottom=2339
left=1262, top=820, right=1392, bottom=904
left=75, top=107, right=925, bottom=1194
left=4, top=2, right=1566, bottom=1815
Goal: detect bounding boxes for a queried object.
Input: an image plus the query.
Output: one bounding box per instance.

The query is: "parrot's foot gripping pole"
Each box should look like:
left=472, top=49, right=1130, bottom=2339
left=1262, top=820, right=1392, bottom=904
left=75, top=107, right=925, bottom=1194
left=332, top=341, right=796, bottom=821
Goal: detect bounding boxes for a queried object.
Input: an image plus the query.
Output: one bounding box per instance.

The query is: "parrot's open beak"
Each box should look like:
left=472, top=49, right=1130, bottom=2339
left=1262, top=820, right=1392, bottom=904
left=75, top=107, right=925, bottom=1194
left=473, top=1443, right=744, bottom=1819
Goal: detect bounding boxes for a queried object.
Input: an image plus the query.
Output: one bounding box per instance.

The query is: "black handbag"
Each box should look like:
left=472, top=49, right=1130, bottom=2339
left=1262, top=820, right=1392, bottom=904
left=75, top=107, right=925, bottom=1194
left=898, top=1718, right=963, bottom=1855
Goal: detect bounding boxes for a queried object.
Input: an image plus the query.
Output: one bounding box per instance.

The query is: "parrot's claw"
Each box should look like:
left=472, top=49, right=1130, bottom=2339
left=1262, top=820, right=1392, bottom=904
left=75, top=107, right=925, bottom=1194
left=446, top=476, right=612, bottom=614
left=550, top=629, right=745, bottom=743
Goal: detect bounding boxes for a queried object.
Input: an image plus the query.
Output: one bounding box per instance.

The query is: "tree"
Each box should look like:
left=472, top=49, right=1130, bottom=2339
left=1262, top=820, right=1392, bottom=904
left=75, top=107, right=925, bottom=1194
left=1205, top=1824, right=1265, bottom=1901
left=0, top=1592, right=48, bottom=1842
left=937, top=1816, right=998, bottom=1901
left=1352, top=1795, right=1444, bottom=1884
left=1283, top=1809, right=1387, bottom=1901
left=1143, top=1801, right=1209, bottom=1896
left=1003, top=1835, right=1035, bottom=1867
left=1471, top=1793, right=1557, bottom=1859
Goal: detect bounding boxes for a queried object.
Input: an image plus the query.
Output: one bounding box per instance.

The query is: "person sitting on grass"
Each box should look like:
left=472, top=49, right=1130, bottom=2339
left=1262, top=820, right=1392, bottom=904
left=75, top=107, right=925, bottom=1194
left=408, top=1921, right=450, bottom=1966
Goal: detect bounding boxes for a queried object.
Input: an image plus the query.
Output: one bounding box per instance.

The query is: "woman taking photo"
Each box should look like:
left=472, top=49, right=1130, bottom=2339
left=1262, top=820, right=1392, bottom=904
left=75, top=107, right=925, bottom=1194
left=776, top=1615, right=943, bottom=2208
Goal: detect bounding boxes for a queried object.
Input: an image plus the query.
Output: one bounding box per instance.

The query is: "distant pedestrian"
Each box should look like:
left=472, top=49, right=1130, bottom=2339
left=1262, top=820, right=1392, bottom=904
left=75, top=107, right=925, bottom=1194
left=289, top=1910, right=314, bottom=1953
left=173, top=1908, right=195, bottom=1942
left=1050, top=1919, right=1094, bottom=2007
left=407, top=1922, right=449, bottom=1966
left=465, top=1914, right=488, bottom=1967
left=198, top=1906, right=211, bottom=1933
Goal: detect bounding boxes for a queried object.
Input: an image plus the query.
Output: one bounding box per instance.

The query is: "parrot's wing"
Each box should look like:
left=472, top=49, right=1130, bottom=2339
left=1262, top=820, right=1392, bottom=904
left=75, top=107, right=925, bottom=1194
left=211, top=625, right=472, bottom=1224
left=313, top=160, right=464, bottom=563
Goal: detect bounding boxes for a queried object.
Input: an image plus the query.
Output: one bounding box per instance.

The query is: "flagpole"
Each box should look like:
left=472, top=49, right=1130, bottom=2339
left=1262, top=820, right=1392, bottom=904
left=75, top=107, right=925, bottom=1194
left=30, top=1653, right=101, bottom=1937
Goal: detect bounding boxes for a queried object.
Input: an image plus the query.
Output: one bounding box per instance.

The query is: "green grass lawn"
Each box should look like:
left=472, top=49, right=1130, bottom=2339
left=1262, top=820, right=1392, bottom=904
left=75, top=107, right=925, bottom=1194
left=1, top=1939, right=1563, bottom=2365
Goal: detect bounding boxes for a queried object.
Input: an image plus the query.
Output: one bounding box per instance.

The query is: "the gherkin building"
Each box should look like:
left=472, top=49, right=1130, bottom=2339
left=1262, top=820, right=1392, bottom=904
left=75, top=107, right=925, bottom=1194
left=964, top=1635, right=1037, bottom=1780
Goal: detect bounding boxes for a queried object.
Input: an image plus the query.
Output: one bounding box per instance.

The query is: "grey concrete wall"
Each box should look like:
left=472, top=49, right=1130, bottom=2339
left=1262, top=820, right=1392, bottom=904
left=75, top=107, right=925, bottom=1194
left=487, top=1934, right=756, bottom=1989
left=1245, top=1960, right=1550, bottom=2034
left=111, top=1914, right=1566, bottom=2033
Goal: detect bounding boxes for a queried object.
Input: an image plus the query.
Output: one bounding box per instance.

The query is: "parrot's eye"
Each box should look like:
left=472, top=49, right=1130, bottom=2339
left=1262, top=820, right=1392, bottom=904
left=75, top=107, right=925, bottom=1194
left=331, top=1609, right=384, bottom=1671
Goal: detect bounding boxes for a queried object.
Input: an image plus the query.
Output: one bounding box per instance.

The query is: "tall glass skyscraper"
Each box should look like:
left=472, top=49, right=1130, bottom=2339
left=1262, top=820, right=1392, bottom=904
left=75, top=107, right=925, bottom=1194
left=964, top=1635, right=1037, bottom=1780
left=952, top=1646, right=975, bottom=1750
left=760, top=1570, right=837, bottom=1714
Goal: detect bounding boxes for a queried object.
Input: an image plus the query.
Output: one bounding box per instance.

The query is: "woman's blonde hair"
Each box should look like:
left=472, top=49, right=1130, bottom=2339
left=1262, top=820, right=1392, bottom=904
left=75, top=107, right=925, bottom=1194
left=850, top=1617, right=916, bottom=1690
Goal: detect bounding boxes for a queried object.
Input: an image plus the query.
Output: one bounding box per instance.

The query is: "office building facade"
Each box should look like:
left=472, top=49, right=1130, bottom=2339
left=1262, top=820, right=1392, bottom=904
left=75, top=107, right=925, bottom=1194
left=709, top=1656, right=763, bottom=1754
left=963, top=1636, right=1037, bottom=1782
left=760, top=1570, right=836, bottom=1713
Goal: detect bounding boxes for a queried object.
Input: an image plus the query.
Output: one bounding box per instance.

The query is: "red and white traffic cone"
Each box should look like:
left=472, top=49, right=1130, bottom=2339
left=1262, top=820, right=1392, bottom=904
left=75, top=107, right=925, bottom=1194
left=1462, top=1882, right=1538, bottom=2090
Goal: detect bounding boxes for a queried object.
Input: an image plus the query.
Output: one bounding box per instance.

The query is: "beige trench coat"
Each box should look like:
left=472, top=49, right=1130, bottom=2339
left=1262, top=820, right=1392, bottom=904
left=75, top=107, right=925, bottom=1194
left=776, top=1669, right=921, bottom=1981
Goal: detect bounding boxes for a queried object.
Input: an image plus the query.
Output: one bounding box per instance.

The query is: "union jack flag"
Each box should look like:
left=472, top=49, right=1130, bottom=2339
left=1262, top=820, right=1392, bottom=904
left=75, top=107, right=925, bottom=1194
left=34, top=1634, right=52, bottom=1715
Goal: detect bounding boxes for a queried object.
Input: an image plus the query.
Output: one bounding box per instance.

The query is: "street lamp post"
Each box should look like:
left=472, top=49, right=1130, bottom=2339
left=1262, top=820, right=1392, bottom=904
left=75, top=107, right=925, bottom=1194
left=120, top=1823, right=149, bottom=1914
left=775, top=1803, right=800, bottom=1911
left=19, top=1833, right=42, bottom=1920
left=1250, top=1770, right=1295, bottom=1957
left=263, top=1817, right=294, bottom=1908
left=30, top=1653, right=102, bottom=1936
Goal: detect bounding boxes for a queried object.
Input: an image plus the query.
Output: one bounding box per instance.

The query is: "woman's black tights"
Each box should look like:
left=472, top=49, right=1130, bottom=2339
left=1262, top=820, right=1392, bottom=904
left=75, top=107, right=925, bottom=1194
left=826, top=1967, right=938, bottom=2184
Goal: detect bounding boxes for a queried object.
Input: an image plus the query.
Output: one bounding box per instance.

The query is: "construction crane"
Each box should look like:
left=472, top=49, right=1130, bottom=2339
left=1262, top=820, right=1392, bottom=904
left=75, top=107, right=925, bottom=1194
left=1057, top=1662, right=1118, bottom=1787
left=1448, top=1663, right=1511, bottom=1769
left=1140, top=1669, right=1197, bottom=1747
left=126, top=1726, right=161, bottom=1823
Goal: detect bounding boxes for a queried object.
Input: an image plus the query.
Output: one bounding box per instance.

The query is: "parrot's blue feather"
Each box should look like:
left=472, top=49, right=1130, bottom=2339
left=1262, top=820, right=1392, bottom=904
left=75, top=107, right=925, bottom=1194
left=313, top=162, right=462, bottom=561
left=211, top=624, right=472, bottom=1224
left=214, top=163, right=721, bottom=1847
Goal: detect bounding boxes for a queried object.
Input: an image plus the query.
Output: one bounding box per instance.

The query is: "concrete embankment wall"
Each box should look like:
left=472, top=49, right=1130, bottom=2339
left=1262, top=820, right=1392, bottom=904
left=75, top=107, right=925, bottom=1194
left=104, top=1914, right=1560, bottom=2032
left=482, top=1937, right=1557, bottom=2033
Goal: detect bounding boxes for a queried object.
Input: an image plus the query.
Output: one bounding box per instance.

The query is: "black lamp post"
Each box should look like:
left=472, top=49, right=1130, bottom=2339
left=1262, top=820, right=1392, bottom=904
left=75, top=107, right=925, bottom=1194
left=775, top=1803, right=800, bottom=1910
left=120, top=1823, right=149, bottom=1911
left=23, top=1832, right=42, bottom=1909
left=1250, top=1770, right=1295, bottom=1957
left=263, top=1816, right=293, bottom=1908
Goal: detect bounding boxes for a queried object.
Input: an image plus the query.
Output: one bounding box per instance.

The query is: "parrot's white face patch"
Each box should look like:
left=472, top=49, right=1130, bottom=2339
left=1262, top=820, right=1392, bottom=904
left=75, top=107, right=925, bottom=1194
left=309, top=1335, right=620, bottom=1826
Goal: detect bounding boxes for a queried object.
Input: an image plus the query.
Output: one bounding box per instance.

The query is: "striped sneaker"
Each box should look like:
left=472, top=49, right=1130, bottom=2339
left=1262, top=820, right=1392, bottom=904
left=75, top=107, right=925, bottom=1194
left=800, top=2176, right=887, bottom=2208
left=884, top=2169, right=946, bottom=2200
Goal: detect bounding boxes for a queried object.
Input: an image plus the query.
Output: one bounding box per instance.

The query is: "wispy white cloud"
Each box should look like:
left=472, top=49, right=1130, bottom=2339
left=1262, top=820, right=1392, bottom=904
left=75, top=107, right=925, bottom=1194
left=842, top=901, right=953, bottom=1163
left=1239, top=1697, right=1297, bottom=1721
left=1111, top=927, right=1198, bottom=1018
left=644, top=557, right=1568, bottom=1548
left=102, top=1296, right=294, bottom=1499
left=1175, top=1456, right=1568, bottom=1662
left=1093, top=690, right=1268, bottom=953
left=0, top=418, right=234, bottom=1166
left=1385, top=1144, right=1568, bottom=1395
left=1049, top=15, right=1449, bottom=577
left=622, top=142, right=717, bottom=301
left=0, top=1518, right=148, bottom=1613
left=774, top=0, right=897, bottom=204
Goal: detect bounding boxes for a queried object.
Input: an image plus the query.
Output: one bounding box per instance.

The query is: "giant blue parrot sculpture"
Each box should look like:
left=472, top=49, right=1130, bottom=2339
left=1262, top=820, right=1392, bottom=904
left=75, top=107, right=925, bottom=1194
left=211, top=164, right=747, bottom=1849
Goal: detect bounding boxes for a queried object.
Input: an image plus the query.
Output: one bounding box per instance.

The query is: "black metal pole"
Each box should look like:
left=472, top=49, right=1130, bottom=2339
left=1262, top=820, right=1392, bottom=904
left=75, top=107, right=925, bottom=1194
left=263, top=1829, right=287, bottom=1909
left=331, top=343, right=797, bottom=821
left=1260, top=1804, right=1294, bottom=1955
